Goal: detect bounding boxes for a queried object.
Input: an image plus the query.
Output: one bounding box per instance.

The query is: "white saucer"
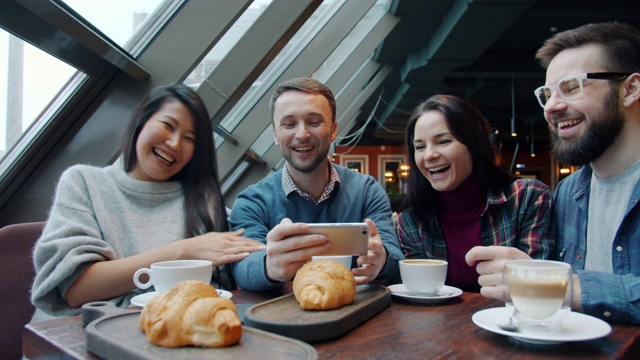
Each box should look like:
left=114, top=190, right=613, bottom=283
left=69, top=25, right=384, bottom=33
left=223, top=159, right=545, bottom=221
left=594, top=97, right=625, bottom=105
left=472, top=307, right=612, bottom=344
left=387, top=284, right=462, bottom=304
left=130, top=289, right=233, bottom=308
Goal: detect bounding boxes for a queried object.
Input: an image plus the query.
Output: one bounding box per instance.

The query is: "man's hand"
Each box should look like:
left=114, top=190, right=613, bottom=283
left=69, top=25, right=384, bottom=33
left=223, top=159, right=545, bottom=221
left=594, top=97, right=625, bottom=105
left=352, top=219, right=387, bottom=285
left=264, top=218, right=331, bottom=282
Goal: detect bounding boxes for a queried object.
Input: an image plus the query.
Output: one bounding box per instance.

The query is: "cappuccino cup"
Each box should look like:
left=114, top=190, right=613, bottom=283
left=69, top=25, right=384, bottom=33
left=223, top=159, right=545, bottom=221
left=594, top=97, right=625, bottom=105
left=399, top=259, right=448, bottom=295
left=312, top=255, right=353, bottom=269
left=133, top=260, right=213, bottom=293
left=503, top=260, right=572, bottom=332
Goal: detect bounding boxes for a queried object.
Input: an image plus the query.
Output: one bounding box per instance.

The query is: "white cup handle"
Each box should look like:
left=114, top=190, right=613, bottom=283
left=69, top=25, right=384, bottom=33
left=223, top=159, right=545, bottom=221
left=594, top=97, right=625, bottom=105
left=133, top=268, right=152, bottom=289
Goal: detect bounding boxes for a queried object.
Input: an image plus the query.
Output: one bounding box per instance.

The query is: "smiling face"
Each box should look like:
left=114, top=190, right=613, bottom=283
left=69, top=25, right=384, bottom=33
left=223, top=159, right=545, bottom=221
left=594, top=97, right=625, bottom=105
left=412, top=110, right=473, bottom=192
left=129, top=99, right=196, bottom=182
left=543, top=44, right=625, bottom=165
left=272, top=90, right=337, bottom=175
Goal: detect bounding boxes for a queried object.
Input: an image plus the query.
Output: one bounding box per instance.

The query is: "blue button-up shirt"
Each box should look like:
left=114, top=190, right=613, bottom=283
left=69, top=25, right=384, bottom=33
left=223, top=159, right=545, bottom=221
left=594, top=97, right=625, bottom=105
left=555, top=165, right=640, bottom=325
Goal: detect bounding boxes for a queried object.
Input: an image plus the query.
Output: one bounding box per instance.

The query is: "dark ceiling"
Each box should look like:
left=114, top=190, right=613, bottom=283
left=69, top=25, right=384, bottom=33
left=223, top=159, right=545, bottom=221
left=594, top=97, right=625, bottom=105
left=353, top=0, right=640, bottom=152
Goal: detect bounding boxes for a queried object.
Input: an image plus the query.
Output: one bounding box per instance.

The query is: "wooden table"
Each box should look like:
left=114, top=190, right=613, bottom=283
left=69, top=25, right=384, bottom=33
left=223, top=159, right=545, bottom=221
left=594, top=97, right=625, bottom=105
left=23, top=287, right=640, bottom=359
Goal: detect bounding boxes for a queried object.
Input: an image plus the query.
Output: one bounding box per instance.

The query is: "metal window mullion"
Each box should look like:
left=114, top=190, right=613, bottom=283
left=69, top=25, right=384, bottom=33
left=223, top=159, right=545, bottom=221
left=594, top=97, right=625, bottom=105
left=325, top=11, right=399, bottom=94
left=16, top=0, right=149, bottom=81
left=217, top=0, right=343, bottom=136
left=200, top=0, right=322, bottom=128
left=136, top=0, right=252, bottom=82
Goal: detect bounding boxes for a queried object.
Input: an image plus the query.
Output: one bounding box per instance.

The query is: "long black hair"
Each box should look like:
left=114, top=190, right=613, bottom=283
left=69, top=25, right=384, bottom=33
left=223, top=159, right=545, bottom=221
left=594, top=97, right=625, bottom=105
left=120, top=83, right=228, bottom=236
left=403, top=94, right=514, bottom=219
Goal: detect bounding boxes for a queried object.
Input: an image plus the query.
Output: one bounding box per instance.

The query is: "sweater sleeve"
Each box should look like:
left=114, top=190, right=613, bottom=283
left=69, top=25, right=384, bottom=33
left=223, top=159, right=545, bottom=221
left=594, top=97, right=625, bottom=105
left=31, top=167, right=122, bottom=317
left=229, top=184, right=282, bottom=291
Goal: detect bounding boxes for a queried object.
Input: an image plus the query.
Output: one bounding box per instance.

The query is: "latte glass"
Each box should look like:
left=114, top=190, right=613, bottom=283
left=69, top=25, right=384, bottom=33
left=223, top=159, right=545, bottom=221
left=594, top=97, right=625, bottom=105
left=503, top=260, right=573, bottom=332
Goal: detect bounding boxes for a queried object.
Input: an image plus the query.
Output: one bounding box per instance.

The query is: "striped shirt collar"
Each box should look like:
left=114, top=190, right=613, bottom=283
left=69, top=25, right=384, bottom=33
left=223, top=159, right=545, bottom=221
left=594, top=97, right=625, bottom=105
left=282, top=161, right=340, bottom=204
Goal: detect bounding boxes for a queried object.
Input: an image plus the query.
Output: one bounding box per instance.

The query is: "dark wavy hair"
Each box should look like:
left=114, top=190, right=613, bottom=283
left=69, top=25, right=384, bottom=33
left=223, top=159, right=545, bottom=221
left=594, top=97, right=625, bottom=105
left=120, top=83, right=228, bottom=237
left=269, top=77, right=337, bottom=123
left=536, top=22, right=640, bottom=72
left=403, top=94, right=513, bottom=219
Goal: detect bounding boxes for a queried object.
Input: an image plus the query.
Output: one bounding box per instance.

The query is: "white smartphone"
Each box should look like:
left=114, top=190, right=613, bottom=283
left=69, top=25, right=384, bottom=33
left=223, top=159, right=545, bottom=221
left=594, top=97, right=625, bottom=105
left=305, top=222, right=369, bottom=256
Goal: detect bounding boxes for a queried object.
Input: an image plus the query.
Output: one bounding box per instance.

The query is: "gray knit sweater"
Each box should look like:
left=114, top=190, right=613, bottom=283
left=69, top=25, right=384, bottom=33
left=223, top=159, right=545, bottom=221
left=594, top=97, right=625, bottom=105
left=31, top=159, right=188, bottom=321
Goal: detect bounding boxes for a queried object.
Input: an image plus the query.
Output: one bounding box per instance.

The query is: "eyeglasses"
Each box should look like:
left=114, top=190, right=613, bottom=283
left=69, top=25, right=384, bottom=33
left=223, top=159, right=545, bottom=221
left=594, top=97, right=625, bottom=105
left=533, top=72, right=630, bottom=108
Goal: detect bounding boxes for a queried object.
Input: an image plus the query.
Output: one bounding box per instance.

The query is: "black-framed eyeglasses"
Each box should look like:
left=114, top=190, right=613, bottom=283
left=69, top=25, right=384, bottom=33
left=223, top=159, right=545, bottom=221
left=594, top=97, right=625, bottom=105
left=533, top=72, right=631, bottom=108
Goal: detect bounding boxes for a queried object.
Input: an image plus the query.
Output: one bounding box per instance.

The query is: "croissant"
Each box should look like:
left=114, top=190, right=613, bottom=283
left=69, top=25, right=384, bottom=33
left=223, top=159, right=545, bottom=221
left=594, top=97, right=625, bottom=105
left=139, top=280, right=241, bottom=348
left=293, top=259, right=357, bottom=310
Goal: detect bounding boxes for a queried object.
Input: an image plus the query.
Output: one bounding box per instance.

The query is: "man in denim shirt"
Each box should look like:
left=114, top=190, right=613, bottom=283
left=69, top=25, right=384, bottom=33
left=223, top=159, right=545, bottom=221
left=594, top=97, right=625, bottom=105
left=466, top=22, right=640, bottom=325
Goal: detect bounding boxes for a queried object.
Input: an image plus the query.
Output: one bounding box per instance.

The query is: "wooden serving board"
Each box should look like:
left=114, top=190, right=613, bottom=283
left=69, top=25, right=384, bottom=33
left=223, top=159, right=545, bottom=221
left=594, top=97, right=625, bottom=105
left=81, top=302, right=317, bottom=360
left=243, top=284, right=391, bottom=342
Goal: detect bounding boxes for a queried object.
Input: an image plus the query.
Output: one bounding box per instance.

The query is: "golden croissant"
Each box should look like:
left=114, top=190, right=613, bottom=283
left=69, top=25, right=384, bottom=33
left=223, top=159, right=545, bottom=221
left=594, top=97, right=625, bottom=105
left=293, top=259, right=357, bottom=310
left=139, top=280, right=241, bottom=348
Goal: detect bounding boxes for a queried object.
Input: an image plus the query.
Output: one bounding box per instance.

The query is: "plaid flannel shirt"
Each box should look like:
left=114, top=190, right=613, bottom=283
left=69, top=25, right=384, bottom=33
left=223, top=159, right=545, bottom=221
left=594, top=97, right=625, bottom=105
left=396, top=178, right=554, bottom=261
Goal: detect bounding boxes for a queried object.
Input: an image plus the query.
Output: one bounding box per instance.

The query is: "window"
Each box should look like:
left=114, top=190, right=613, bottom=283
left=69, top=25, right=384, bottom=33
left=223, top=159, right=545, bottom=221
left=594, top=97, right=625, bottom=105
left=0, top=30, right=77, bottom=163
left=186, top=0, right=272, bottom=88
left=1, top=0, right=167, bottom=206
left=340, top=154, right=369, bottom=174
left=60, top=0, right=166, bottom=51
left=217, top=0, right=344, bottom=142
left=314, top=0, right=390, bottom=82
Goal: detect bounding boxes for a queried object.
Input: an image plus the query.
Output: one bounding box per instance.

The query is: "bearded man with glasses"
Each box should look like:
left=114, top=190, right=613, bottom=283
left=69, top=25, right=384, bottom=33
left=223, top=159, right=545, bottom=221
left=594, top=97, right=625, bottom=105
left=465, top=22, right=640, bottom=325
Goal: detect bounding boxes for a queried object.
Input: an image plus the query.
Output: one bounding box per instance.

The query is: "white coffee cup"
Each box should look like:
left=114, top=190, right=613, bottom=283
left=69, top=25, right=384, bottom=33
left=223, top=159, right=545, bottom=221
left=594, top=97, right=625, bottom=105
left=399, top=259, right=448, bottom=295
left=312, top=255, right=353, bottom=269
left=503, top=259, right=572, bottom=332
left=133, top=259, right=213, bottom=293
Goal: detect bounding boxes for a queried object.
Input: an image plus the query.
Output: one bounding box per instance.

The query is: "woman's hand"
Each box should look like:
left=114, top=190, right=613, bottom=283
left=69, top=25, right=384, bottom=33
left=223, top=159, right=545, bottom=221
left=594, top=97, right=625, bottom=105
left=181, top=229, right=266, bottom=267
left=465, top=245, right=531, bottom=301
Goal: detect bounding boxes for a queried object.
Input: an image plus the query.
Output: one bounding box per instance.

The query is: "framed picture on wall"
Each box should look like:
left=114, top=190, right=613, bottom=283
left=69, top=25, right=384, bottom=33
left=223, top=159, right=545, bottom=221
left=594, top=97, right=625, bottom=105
left=340, top=154, right=369, bottom=174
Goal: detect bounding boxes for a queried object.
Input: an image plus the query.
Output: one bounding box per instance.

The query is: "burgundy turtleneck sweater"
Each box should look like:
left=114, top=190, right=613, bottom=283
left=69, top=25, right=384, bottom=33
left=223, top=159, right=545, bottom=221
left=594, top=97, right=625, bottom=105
left=436, top=175, right=487, bottom=293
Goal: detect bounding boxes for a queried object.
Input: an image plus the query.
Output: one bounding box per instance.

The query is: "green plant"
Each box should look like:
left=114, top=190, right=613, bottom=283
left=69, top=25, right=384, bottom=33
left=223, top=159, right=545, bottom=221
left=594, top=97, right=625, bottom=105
left=385, top=182, right=405, bottom=212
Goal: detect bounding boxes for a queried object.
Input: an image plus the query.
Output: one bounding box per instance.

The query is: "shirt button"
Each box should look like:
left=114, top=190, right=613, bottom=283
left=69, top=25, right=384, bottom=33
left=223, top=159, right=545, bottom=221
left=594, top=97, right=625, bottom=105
left=577, top=253, right=583, bottom=259
left=632, top=198, right=637, bottom=204
left=616, top=246, right=623, bottom=252
left=604, top=311, right=612, bottom=318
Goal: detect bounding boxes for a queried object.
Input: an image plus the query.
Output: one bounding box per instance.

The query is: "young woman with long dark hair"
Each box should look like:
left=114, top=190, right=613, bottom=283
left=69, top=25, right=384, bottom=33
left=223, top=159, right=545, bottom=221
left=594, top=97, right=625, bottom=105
left=397, top=94, right=554, bottom=293
left=31, top=83, right=264, bottom=321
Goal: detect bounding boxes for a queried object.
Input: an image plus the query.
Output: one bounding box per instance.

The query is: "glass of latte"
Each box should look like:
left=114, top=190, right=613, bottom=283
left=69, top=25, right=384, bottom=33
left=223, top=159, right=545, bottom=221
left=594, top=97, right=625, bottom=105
left=502, top=260, right=573, bottom=332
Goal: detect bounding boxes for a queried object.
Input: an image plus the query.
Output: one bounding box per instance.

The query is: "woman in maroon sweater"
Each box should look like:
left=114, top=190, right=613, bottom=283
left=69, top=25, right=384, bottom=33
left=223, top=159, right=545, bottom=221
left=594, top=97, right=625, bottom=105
left=396, top=94, right=554, bottom=293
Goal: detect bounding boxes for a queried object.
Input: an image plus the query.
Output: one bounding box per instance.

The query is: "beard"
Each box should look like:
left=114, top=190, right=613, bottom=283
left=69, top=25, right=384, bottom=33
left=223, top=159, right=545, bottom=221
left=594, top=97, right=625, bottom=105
left=550, top=87, right=625, bottom=166
left=282, top=147, right=329, bottom=174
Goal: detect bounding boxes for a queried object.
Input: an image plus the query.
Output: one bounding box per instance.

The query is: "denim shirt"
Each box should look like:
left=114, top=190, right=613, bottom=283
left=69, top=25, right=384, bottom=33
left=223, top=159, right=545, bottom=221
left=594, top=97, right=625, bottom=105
left=554, top=165, right=640, bottom=325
